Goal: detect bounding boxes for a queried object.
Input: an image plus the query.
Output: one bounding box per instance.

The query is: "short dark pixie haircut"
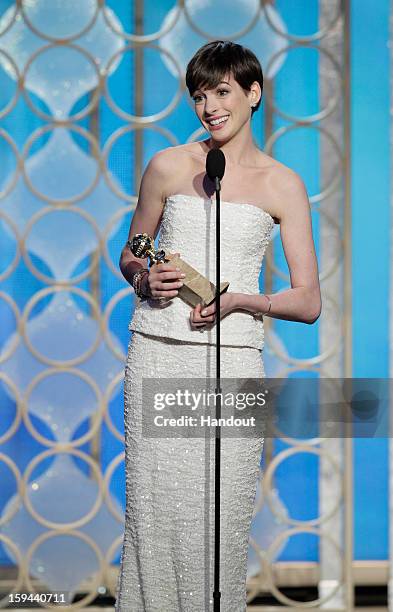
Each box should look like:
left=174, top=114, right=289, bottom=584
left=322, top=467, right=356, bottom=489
left=185, top=40, right=263, bottom=116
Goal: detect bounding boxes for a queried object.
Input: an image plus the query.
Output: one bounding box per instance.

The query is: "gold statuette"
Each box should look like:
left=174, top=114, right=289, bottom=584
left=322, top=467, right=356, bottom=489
left=128, top=233, right=229, bottom=307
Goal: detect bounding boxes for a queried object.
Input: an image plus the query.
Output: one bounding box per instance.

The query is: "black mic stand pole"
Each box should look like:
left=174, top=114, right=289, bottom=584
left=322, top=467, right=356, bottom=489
left=213, top=174, right=222, bottom=612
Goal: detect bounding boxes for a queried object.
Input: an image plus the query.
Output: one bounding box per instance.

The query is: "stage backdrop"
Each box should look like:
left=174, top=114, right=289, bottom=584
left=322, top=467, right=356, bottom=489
left=0, top=0, right=389, bottom=609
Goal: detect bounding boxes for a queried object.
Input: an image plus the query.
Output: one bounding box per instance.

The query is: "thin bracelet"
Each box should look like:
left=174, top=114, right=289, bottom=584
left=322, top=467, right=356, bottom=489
left=253, top=294, right=272, bottom=319
left=264, top=294, right=272, bottom=315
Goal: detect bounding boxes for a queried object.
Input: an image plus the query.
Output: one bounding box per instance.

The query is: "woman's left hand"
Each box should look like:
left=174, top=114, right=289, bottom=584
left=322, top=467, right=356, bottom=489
left=189, top=292, right=238, bottom=330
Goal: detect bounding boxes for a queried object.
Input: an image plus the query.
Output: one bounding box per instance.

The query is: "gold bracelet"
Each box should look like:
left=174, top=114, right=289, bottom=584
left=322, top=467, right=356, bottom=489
left=253, top=294, right=272, bottom=319
left=132, top=269, right=149, bottom=298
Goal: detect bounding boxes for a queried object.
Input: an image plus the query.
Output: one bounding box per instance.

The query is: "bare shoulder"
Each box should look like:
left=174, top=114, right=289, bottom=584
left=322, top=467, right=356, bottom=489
left=147, top=144, right=188, bottom=176
left=161, top=141, right=207, bottom=163
left=147, top=143, right=194, bottom=198
left=259, top=153, right=309, bottom=222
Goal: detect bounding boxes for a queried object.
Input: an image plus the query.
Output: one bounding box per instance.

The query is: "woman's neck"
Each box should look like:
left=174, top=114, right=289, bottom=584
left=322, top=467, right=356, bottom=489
left=203, top=138, right=260, bottom=168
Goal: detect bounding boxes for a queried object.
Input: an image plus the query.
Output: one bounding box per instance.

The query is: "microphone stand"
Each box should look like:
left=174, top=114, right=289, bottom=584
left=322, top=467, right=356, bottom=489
left=213, top=175, right=222, bottom=612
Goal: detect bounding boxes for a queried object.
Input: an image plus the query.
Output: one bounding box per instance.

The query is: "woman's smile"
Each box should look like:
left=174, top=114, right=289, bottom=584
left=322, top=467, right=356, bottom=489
left=207, top=115, right=230, bottom=130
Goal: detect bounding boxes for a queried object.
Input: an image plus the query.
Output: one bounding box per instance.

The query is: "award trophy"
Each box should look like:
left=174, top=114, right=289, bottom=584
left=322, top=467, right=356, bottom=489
left=128, top=233, right=229, bottom=307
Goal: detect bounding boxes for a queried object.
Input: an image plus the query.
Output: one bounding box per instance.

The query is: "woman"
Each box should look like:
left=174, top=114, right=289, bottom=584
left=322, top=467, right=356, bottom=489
left=115, top=40, right=321, bottom=611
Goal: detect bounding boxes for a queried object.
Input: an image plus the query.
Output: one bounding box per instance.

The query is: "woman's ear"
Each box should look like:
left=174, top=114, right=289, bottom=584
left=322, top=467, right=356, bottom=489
left=250, top=81, right=261, bottom=106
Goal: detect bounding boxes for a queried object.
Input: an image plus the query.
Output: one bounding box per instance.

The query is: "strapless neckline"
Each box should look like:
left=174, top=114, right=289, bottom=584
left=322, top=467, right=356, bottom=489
left=165, top=193, right=275, bottom=224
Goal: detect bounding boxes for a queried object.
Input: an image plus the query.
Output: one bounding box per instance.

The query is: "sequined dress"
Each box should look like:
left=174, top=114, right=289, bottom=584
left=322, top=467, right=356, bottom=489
left=114, top=194, right=274, bottom=612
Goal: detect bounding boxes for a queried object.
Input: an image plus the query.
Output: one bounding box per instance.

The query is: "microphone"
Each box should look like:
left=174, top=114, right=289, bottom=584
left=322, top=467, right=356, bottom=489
left=206, top=148, right=226, bottom=191
left=205, top=146, right=226, bottom=611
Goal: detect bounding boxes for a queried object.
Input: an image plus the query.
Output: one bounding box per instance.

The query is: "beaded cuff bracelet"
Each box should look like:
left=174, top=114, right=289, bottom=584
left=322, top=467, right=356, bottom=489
left=132, top=268, right=149, bottom=298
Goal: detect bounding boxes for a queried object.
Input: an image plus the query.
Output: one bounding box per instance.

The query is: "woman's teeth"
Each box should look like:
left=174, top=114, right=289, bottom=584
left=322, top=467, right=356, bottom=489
left=208, top=115, right=229, bottom=126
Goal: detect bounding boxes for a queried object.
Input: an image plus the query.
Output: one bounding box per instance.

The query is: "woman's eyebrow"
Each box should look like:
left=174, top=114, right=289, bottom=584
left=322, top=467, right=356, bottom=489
left=194, top=81, right=231, bottom=94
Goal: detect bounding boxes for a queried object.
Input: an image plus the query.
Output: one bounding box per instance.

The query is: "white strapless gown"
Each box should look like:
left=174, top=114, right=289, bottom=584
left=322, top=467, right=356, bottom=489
left=114, top=194, right=274, bottom=612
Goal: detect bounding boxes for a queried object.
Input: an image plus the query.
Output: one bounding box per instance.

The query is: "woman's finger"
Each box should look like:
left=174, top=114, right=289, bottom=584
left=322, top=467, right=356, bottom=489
left=190, top=305, right=207, bottom=328
left=192, top=304, right=205, bottom=324
left=194, top=303, right=215, bottom=323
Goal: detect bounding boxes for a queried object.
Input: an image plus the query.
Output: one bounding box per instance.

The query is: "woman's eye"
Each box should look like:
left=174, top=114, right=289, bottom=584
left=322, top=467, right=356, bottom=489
left=193, top=89, right=229, bottom=103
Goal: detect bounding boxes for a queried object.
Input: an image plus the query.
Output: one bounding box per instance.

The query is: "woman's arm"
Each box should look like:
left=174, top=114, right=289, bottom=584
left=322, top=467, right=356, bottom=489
left=193, top=167, right=321, bottom=329
left=233, top=168, right=322, bottom=324
left=119, top=150, right=171, bottom=286
left=120, top=148, right=187, bottom=300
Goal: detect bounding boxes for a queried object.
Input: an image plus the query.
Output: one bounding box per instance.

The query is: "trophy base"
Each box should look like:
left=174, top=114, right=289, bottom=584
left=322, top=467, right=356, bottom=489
left=165, top=253, right=230, bottom=308
left=179, top=281, right=230, bottom=308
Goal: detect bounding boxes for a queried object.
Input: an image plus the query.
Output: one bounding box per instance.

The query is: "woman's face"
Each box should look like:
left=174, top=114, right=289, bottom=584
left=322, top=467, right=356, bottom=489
left=192, top=72, right=258, bottom=141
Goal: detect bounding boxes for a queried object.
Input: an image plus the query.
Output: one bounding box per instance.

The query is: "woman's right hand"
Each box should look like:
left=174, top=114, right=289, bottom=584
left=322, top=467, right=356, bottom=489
left=142, top=253, right=186, bottom=299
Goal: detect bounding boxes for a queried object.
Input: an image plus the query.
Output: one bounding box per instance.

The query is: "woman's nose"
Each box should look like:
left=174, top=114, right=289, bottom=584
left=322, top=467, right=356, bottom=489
left=204, top=104, right=218, bottom=116
left=203, top=97, right=218, bottom=113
